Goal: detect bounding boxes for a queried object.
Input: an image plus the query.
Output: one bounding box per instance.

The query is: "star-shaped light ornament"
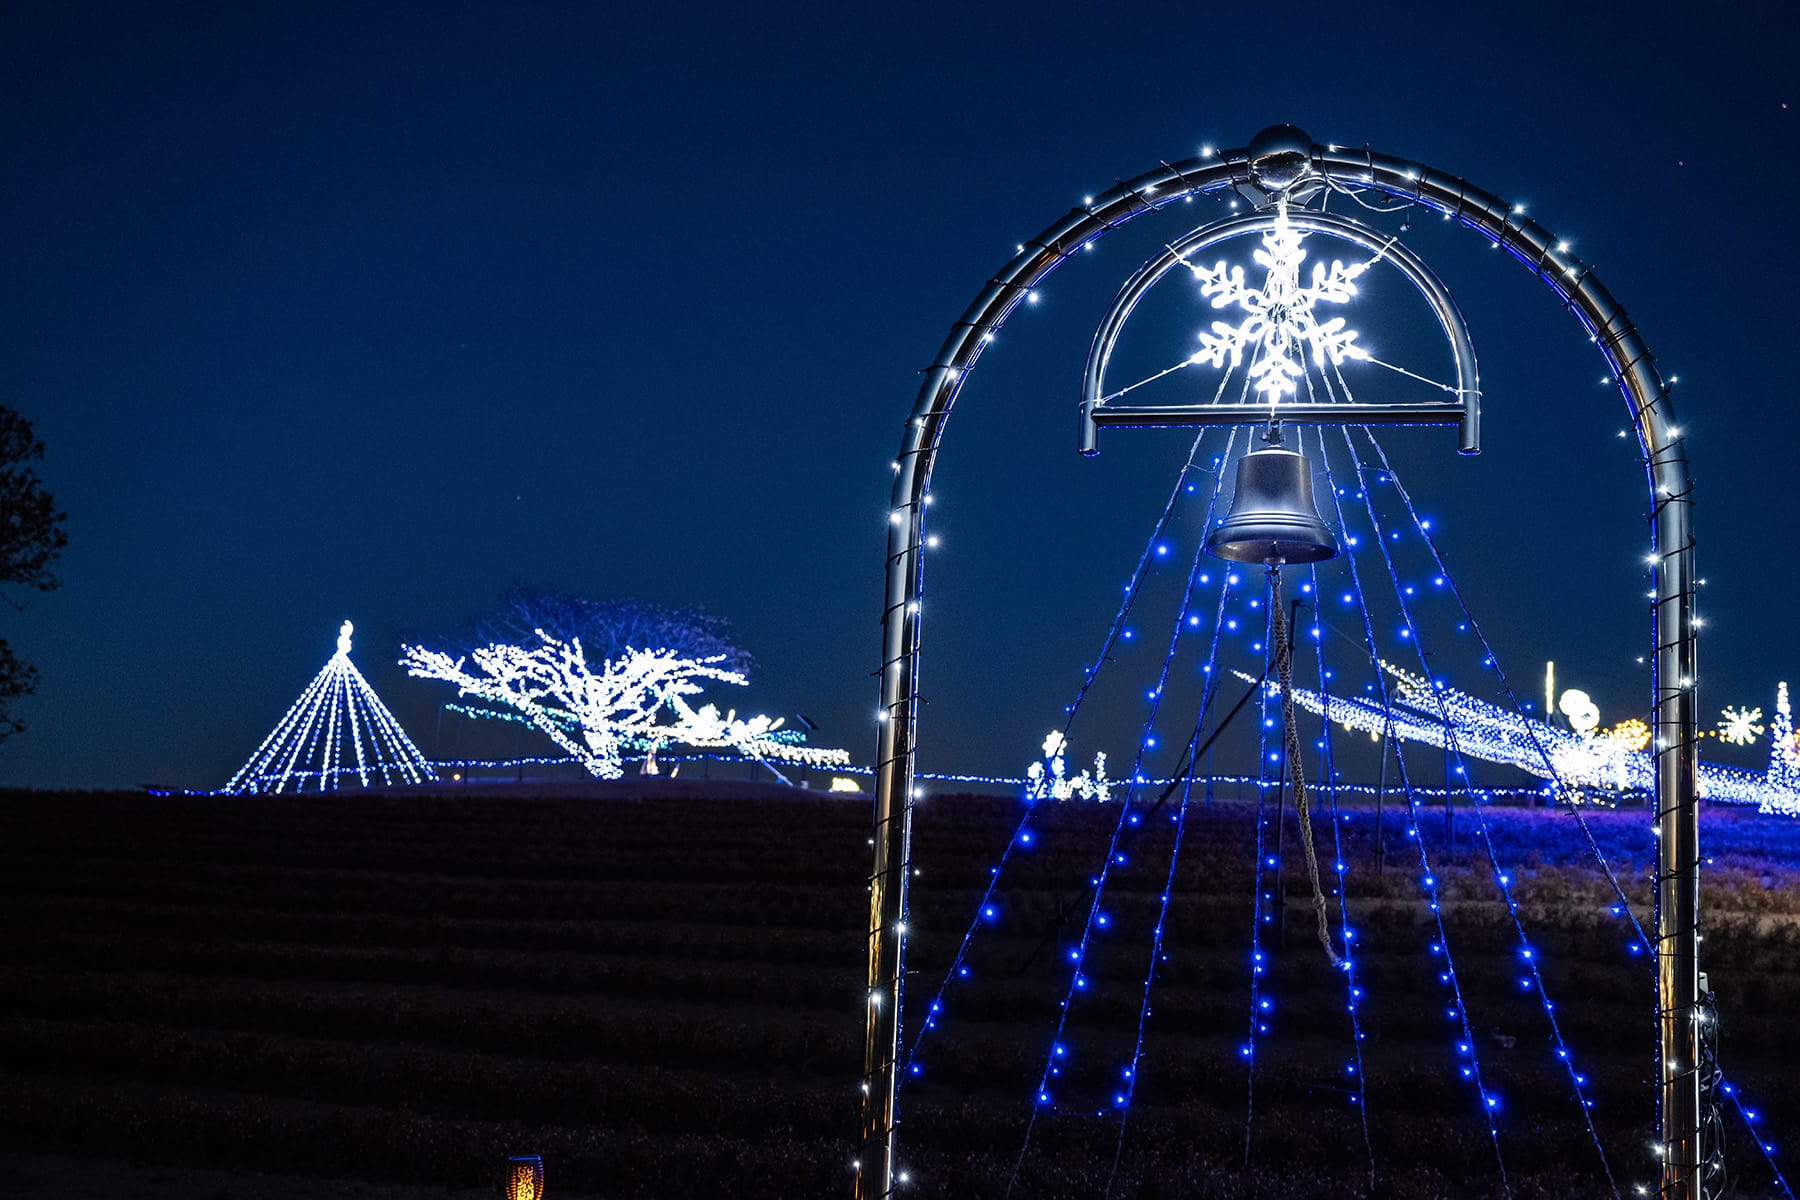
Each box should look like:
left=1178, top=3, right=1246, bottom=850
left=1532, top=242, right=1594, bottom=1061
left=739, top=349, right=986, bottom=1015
left=1188, top=198, right=1372, bottom=401
left=1717, top=705, right=1765, bottom=747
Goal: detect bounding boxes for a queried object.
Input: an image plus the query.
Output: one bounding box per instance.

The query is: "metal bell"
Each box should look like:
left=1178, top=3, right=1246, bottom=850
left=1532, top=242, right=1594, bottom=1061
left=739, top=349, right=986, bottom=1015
left=1205, top=445, right=1338, bottom=564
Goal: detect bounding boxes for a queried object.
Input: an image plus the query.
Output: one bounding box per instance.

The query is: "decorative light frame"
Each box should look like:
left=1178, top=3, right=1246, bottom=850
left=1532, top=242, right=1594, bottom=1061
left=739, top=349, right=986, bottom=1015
left=860, top=127, right=1698, bottom=1199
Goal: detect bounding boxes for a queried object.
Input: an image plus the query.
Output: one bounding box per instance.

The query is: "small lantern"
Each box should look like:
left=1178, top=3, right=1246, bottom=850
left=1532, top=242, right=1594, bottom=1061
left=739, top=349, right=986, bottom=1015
left=499, top=1155, right=544, bottom=1200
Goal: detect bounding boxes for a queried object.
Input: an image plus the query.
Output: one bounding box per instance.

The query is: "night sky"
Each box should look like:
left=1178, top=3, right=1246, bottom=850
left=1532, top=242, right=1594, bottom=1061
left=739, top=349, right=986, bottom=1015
left=1, top=2, right=1794, bottom=790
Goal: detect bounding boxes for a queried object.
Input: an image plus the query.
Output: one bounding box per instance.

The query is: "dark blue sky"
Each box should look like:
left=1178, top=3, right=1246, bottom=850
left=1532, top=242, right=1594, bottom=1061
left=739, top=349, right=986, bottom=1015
left=2, top=2, right=1794, bottom=789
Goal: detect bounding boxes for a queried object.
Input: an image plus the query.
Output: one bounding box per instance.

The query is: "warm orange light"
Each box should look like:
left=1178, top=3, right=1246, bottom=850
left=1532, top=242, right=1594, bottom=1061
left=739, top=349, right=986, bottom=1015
left=1606, top=718, right=1652, bottom=753
left=501, top=1155, right=544, bottom=1200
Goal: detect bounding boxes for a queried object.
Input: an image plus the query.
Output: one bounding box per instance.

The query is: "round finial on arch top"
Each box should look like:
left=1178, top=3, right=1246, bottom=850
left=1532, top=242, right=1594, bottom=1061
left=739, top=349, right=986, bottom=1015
left=1246, top=124, right=1316, bottom=192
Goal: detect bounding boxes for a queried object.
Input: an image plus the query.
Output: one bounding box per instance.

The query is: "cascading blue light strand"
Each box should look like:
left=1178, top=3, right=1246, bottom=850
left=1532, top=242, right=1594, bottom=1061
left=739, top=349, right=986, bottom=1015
left=1105, top=518, right=1248, bottom=1192
left=1335, top=424, right=1620, bottom=1196
left=904, top=428, right=1238, bottom=1086
left=1350, top=420, right=1655, bottom=952
left=1722, top=1079, right=1796, bottom=1198
left=1302, top=525, right=1377, bottom=1187
left=1316, top=357, right=1655, bottom=1094
left=1333, top=340, right=1700, bottom=1169
left=1104, top=736, right=1196, bottom=1197
left=1241, top=586, right=1278, bottom=1170
left=1007, top=493, right=1236, bottom=1195
left=1314, top=428, right=1514, bottom=1195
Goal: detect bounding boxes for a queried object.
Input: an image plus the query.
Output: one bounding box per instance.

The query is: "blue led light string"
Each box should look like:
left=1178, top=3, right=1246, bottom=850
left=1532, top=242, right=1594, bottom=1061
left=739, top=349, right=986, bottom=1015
left=903, top=428, right=1239, bottom=1086
left=1240, top=574, right=1283, bottom=1169
left=1335, top=424, right=1620, bottom=1196
left=1299, top=500, right=1377, bottom=1186
left=1314, top=426, right=1514, bottom=1194
left=338, top=669, right=365, bottom=782
left=1722, top=1080, right=1796, bottom=1198
left=1350, top=420, right=1654, bottom=953
left=351, top=669, right=409, bottom=787
left=1058, top=376, right=1247, bottom=729
left=1102, top=767, right=1194, bottom=1194
left=196, top=756, right=1598, bottom=798
left=1104, top=516, right=1250, bottom=1191
left=1338, top=373, right=1766, bottom=1189
left=1005, top=499, right=1237, bottom=1195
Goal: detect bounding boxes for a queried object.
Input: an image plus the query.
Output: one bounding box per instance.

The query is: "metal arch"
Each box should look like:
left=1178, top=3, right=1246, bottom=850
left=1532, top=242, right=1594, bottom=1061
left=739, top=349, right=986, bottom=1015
left=1076, top=207, right=1481, bottom=455
left=860, top=135, right=1697, bottom=1200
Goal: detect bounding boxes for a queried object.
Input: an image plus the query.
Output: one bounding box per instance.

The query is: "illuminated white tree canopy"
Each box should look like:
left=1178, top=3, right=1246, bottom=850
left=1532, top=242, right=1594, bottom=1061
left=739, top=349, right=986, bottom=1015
left=401, top=592, right=847, bottom=781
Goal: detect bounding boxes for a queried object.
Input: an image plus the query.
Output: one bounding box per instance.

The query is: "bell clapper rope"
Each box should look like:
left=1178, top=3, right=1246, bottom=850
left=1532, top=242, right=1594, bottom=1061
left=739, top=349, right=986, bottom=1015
left=1268, top=561, right=1343, bottom=968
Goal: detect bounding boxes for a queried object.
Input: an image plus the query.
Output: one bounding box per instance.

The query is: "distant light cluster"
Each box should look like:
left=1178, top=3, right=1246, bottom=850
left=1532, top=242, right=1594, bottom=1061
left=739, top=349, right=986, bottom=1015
left=1268, top=663, right=1800, bottom=814
left=1023, top=730, right=1113, bottom=802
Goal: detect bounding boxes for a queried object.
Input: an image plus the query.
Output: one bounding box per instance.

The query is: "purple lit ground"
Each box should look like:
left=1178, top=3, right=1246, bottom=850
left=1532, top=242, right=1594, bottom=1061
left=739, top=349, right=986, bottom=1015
left=0, top=783, right=1794, bottom=1198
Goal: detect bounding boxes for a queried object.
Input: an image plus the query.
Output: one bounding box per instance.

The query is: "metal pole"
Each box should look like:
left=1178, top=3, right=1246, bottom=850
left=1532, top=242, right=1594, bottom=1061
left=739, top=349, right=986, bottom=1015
left=857, top=424, right=928, bottom=1200
left=863, top=129, right=1697, bottom=1198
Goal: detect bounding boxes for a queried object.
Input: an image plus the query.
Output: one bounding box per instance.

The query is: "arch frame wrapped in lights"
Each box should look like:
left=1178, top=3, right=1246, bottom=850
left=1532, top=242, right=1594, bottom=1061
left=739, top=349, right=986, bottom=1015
left=860, top=128, right=1698, bottom=1200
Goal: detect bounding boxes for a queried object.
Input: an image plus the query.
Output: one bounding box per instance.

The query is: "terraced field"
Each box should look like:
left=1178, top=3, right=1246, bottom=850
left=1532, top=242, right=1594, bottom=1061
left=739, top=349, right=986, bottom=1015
left=0, top=783, right=1793, bottom=1197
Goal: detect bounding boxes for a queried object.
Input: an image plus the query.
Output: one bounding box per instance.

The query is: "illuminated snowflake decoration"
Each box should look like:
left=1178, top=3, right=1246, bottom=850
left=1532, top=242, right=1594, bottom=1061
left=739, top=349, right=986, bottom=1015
left=1188, top=198, right=1372, bottom=400
left=1716, top=705, right=1765, bottom=747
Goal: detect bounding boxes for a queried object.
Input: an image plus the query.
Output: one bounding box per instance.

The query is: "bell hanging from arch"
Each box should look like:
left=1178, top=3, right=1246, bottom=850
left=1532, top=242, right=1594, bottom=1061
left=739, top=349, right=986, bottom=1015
left=1205, top=444, right=1338, bottom=564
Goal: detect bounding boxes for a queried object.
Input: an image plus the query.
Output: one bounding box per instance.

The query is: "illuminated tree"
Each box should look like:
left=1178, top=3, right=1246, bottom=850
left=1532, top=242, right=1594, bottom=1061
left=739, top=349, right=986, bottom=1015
left=1768, top=682, right=1800, bottom=794
left=0, top=406, right=68, bottom=745
left=402, top=590, right=847, bottom=780
left=455, top=588, right=749, bottom=673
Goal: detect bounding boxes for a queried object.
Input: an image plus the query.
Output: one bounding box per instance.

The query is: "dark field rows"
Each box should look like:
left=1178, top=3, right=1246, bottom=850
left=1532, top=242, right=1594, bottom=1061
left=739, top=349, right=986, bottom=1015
left=0, top=783, right=1796, bottom=1198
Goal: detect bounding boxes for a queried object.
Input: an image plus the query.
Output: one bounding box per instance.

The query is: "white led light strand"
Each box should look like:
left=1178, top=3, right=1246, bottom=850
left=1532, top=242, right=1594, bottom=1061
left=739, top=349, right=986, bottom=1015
left=224, top=621, right=437, bottom=795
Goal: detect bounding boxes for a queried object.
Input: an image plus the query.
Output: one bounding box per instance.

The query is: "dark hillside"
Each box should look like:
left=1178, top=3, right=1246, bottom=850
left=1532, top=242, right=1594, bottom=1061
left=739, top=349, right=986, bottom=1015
left=0, top=785, right=1793, bottom=1198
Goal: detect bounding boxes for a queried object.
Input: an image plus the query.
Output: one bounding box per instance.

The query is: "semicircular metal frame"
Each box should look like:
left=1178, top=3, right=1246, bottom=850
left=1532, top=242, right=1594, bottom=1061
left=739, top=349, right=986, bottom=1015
left=859, top=135, right=1697, bottom=1200
left=1077, top=207, right=1481, bottom=455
